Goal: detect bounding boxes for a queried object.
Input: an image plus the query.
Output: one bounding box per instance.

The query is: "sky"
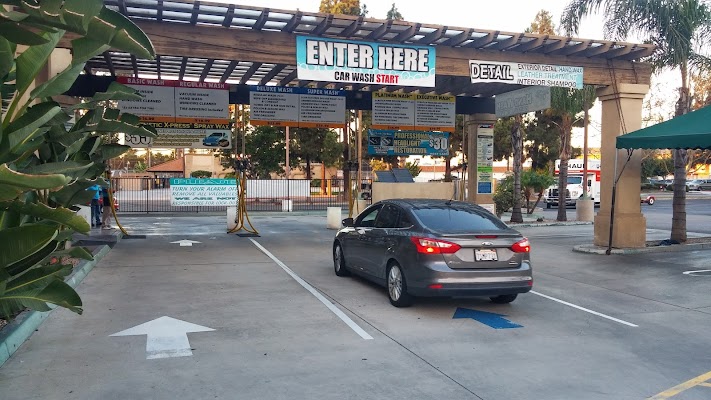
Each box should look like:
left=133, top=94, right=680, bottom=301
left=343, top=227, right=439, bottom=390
left=202, top=0, right=680, bottom=148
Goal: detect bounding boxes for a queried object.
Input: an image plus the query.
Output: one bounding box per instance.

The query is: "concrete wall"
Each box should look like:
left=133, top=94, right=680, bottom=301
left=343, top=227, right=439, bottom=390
left=372, top=182, right=456, bottom=203
left=185, top=154, right=232, bottom=178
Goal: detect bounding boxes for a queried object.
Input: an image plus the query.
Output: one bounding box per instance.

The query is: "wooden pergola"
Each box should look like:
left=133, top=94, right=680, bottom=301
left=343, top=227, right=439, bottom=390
left=61, top=0, right=656, bottom=249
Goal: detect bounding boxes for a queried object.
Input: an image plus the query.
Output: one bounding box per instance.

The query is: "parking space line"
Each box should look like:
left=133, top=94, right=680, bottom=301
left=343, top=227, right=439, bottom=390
left=649, top=370, right=711, bottom=399
left=530, top=290, right=638, bottom=327
left=250, top=239, right=374, bottom=340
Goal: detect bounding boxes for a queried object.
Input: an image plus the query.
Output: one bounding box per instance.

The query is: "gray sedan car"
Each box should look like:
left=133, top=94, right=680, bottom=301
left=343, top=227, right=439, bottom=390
left=333, top=199, right=533, bottom=307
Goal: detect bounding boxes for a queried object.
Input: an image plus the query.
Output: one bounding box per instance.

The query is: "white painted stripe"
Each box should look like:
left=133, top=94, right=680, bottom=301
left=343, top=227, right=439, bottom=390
left=250, top=239, right=374, bottom=340
left=530, top=290, right=638, bottom=327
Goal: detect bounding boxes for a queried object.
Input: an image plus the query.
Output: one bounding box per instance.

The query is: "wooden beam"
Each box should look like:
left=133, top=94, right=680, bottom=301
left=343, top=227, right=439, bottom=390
left=316, top=81, right=331, bottom=89
left=283, top=11, right=302, bottom=33
left=488, top=34, right=522, bottom=51
left=200, top=59, right=214, bottom=81
left=222, top=4, right=235, bottom=27
left=552, top=40, right=590, bottom=56
left=259, top=64, right=286, bottom=85
left=157, top=0, right=163, bottom=22
left=417, top=27, right=445, bottom=44
left=103, top=52, right=115, bottom=76
left=298, top=80, right=311, bottom=87
left=513, top=36, right=545, bottom=52
left=540, top=38, right=568, bottom=54
left=58, top=21, right=652, bottom=87
left=279, top=70, right=298, bottom=86
left=220, top=61, right=238, bottom=83
left=582, top=42, right=612, bottom=57
left=367, top=20, right=392, bottom=40
left=311, top=15, right=332, bottom=36
left=190, top=1, right=200, bottom=25
left=130, top=55, right=139, bottom=77
left=254, top=8, right=270, bottom=31
left=394, top=24, right=419, bottom=42
left=466, top=31, right=497, bottom=48
left=341, top=17, right=363, bottom=37
left=604, top=45, right=635, bottom=59
left=178, top=57, right=188, bottom=80
left=239, top=62, right=262, bottom=84
left=619, top=46, right=656, bottom=61
left=441, top=29, right=472, bottom=47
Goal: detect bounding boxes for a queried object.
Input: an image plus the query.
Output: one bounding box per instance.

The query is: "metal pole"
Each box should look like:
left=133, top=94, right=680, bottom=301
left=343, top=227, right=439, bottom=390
left=285, top=126, right=290, bottom=179
left=583, top=104, right=589, bottom=198
left=606, top=150, right=619, bottom=255
left=357, top=110, right=363, bottom=199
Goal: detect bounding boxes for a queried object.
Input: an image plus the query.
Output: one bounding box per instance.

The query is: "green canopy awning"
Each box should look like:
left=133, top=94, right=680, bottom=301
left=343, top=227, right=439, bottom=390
left=616, top=105, right=711, bottom=150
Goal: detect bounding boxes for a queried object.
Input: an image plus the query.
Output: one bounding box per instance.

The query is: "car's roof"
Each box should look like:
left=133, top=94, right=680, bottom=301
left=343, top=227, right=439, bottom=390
left=381, top=198, right=482, bottom=209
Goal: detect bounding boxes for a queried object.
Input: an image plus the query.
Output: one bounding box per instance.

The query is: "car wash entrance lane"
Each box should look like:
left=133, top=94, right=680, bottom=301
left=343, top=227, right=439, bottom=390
left=251, top=218, right=711, bottom=400
left=0, top=229, right=482, bottom=400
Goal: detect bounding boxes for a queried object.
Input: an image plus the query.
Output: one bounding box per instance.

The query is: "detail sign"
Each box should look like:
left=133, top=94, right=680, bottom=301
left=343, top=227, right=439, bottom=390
left=117, top=77, right=230, bottom=149
left=476, top=124, right=494, bottom=194
left=170, top=178, right=238, bottom=206
left=249, top=86, right=346, bottom=128
left=372, top=92, right=455, bottom=132
left=367, top=130, right=449, bottom=156
left=296, top=36, right=436, bottom=87
left=469, top=60, right=583, bottom=89
left=495, top=86, right=551, bottom=118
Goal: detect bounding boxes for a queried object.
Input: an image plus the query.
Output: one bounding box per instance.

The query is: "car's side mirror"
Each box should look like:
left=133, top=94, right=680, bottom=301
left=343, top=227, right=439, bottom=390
left=342, top=217, right=354, bottom=227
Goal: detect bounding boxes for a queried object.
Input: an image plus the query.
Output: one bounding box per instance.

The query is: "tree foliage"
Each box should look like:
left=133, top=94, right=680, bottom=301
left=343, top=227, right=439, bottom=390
left=386, top=3, right=404, bottom=20
left=0, top=0, right=155, bottom=319
left=526, top=10, right=556, bottom=35
left=292, top=128, right=343, bottom=179
left=319, top=0, right=363, bottom=16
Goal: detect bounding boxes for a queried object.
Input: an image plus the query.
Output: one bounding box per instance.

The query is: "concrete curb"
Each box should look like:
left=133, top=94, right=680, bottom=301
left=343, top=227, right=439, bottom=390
left=506, top=221, right=593, bottom=228
left=573, top=241, right=711, bottom=255
left=0, top=245, right=112, bottom=368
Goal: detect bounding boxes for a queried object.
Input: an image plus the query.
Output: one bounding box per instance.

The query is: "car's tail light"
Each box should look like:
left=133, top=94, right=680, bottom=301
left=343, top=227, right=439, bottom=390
left=411, top=237, right=461, bottom=254
left=511, top=238, right=530, bottom=253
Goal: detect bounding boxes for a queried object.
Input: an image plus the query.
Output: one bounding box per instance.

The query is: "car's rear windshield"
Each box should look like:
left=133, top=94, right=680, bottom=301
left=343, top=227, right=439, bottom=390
left=412, top=206, right=509, bottom=233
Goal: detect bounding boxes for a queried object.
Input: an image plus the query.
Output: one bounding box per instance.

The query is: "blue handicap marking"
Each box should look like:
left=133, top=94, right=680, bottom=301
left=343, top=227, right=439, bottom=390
left=452, top=307, right=523, bottom=329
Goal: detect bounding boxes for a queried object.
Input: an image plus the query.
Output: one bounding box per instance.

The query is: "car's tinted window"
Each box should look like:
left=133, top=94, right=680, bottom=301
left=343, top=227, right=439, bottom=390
left=398, top=212, right=413, bottom=228
left=356, top=205, right=381, bottom=227
left=412, top=205, right=508, bottom=232
left=375, top=205, right=400, bottom=228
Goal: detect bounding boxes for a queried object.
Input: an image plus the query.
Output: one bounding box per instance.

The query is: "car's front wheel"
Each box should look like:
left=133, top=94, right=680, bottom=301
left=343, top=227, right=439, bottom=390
left=490, top=294, right=518, bottom=304
left=387, top=262, right=413, bottom=307
left=333, top=243, right=350, bottom=277
left=647, top=197, right=655, bottom=205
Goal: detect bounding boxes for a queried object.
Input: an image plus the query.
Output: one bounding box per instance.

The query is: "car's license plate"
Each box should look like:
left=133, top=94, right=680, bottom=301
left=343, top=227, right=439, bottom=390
left=475, top=249, right=498, bottom=261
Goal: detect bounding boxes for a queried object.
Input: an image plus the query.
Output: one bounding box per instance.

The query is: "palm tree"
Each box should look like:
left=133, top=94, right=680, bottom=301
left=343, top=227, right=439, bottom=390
left=549, top=86, right=597, bottom=221
left=561, top=0, right=711, bottom=242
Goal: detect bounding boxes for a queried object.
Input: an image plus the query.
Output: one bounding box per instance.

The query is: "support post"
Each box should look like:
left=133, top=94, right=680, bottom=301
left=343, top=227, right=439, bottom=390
left=464, top=113, right=496, bottom=209
left=594, top=83, right=649, bottom=248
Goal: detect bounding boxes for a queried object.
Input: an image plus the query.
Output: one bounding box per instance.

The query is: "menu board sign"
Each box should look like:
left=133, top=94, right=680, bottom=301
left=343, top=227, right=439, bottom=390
left=372, top=92, right=455, bottom=132
left=249, top=86, right=346, bottom=128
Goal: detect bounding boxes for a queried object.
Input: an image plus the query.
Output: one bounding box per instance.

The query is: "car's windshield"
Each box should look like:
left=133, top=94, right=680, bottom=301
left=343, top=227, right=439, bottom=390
left=567, top=176, right=583, bottom=184
left=412, top=206, right=509, bottom=233
left=208, top=133, right=222, bottom=137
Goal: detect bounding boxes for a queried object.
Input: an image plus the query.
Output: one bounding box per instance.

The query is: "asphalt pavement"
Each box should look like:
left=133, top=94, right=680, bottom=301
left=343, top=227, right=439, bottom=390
left=1, top=213, right=711, bottom=400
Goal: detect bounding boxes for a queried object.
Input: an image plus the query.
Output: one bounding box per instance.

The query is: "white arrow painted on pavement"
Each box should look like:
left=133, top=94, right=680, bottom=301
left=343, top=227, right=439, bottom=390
left=110, top=316, right=215, bottom=359
left=683, top=269, right=711, bottom=276
left=170, top=239, right=202, bottom=247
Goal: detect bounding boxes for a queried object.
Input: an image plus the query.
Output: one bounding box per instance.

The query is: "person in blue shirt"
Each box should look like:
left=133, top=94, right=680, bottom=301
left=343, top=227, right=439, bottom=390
left=88, top=184, right=102, bottom=227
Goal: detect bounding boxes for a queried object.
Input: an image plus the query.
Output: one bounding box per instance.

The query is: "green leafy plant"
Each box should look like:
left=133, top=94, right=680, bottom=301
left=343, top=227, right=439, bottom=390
left=0, top=0, right=156, bottom=319
left=521, top=170, right=556, bottom=214
left=190, top=170, right=212, bottom=178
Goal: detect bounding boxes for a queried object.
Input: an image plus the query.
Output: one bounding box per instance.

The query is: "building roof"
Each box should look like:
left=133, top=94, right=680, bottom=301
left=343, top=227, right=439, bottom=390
left=147, top=157, right=185, bottom=172
left=72, top=0, right=654, bottom=96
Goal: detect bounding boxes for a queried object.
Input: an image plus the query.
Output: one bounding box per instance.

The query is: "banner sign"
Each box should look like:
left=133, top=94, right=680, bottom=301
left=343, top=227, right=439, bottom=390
left=117, top=78, right=230, bottom=149
left=170, top=178, right=237, bottom=206
left=372, top=92, right=455, bottom=132
left=476, top=124, right=494, bottom=194
left=495, top=86, right=551, bottom=117
left=469, top=60, right=583, bottom=89
left=249, top=86, right=346, bottom=128
left=367, top=130, right=449, bottom=156
left=296, top=36, right=436, bottom=87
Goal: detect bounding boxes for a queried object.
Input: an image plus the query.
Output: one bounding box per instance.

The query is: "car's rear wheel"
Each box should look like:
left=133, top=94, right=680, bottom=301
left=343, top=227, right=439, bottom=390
left=490, top=294, right=518, bottom=304
left=647, top=197, right=655, bottom=205
left=333, top=243, right=350, bottom=277
left=387, top=262, right=413, bottom=307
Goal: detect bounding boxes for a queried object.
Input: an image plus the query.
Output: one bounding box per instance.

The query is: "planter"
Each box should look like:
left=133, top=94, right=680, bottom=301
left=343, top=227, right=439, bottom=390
left=576, top=198, right=595, bottom=222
